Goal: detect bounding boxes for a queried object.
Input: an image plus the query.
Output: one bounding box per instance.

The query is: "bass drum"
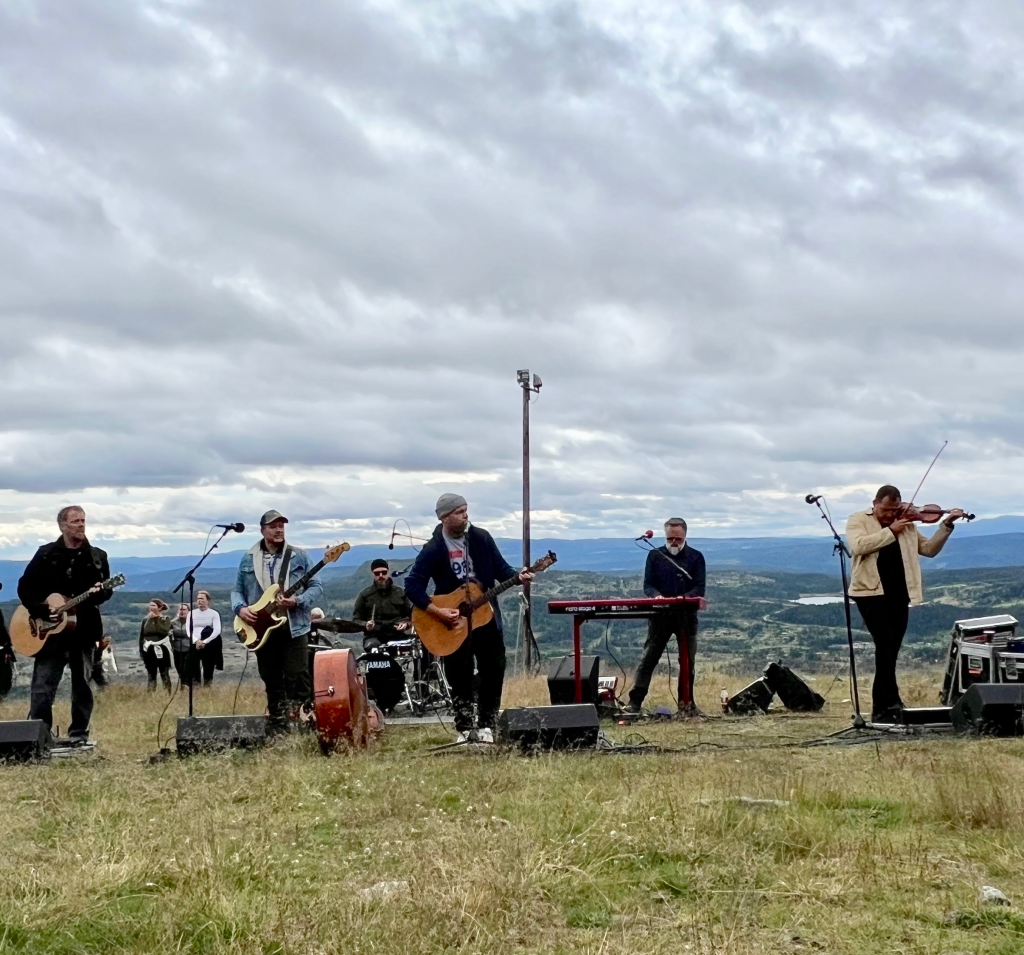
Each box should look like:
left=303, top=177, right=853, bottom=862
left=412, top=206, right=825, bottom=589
left=313, top=648, right=371, bottom=750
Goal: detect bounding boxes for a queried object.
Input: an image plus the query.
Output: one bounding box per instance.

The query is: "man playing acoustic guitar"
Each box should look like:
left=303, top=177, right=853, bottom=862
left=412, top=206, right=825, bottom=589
left=231, top=510, right=323, bottom=734
left=18, top=506, right=111, bottom=743
left=405, top=493, right=532, bottom=743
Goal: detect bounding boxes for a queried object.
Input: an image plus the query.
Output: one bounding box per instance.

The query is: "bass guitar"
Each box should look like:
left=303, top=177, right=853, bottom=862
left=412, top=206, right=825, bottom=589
left=9, top=574, right=127, bottom=657
left=234, top=543, right=350, bottom=651
left=412, top=551, right=557, bottom=657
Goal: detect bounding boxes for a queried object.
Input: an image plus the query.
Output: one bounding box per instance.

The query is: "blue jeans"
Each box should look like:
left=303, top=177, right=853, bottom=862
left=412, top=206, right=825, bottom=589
left=29, top=634, right=94, bottom=737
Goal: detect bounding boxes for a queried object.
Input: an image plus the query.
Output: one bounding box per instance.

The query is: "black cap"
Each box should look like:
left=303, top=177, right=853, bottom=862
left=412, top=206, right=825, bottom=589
left=260, top=509, right=288, bottom=526
left=370, top=558, right=389, bottom=571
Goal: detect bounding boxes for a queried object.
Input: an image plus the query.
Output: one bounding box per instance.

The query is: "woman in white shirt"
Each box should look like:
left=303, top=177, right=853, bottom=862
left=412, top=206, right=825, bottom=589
left=185, top=590, right=223, bottom=687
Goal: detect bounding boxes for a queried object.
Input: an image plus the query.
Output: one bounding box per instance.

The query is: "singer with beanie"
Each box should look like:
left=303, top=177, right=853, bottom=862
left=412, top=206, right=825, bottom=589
left=404, top=493, right=532, bottom=743
left=627, top=518, right=707, bottom=717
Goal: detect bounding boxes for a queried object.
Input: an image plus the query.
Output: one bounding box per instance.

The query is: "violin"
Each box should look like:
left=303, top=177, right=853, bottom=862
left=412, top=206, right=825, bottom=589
left=896, top=503, right=975, bottom=524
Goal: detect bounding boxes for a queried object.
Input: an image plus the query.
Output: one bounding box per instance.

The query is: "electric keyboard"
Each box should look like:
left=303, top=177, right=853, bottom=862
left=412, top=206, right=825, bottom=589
left=547, top=596, right=701, bottom=617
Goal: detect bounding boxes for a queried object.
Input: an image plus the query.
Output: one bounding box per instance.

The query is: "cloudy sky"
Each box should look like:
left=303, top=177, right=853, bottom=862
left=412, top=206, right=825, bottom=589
left=1, top=0, right=1022, bottom=558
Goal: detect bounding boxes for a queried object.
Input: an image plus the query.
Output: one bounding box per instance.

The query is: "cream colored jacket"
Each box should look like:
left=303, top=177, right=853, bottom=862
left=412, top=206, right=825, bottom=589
left=845, top=509, right=954, bottom=605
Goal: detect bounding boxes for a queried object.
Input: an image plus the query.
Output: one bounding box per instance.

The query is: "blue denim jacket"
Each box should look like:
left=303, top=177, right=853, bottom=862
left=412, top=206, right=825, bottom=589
left=230, top=542, right=323, bottom=638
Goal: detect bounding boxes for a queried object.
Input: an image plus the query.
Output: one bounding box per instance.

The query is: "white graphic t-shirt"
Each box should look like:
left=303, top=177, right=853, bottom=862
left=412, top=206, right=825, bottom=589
left=443, top=532, right=474, bottom=582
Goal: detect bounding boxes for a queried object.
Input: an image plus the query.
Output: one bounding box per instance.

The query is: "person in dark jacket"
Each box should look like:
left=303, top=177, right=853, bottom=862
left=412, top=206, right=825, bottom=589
left=0, top=603, right=13, bottom=699
left=170, top=603, right=191, bottom=684
left=139, top=598, right=173, bottom=691
left=627, top=518, right=707, bottom=717
left=17, top=506, right=112, bottom=741
left=353, top=559, right=414, bottom=650
left=404, top=493, right=532, bottom=742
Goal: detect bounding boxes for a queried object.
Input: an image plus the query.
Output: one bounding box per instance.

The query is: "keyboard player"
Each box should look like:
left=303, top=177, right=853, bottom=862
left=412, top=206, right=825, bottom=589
left=627, top=518, right=707, bottom=717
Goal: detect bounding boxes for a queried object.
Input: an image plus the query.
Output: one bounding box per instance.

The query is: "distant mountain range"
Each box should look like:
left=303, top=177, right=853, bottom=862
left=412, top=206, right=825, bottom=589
left=0, top=513, right=1020, bottom=593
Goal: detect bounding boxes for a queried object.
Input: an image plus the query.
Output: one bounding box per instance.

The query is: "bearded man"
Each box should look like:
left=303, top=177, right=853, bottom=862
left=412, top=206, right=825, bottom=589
left=627, top=518, right=707, bottom=716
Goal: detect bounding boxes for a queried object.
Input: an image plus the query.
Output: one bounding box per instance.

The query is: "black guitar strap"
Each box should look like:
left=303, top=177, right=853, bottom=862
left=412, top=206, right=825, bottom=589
left=278, top=545, right=294, bottom=590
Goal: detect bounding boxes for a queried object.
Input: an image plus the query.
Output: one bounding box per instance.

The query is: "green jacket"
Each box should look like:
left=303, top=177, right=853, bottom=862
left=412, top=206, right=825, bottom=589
left=353, top=581, right=413, bottom=639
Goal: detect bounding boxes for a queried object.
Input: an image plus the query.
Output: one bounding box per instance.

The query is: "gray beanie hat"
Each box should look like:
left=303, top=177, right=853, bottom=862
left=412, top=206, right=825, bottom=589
left=435, top=493, right=468, bottom=519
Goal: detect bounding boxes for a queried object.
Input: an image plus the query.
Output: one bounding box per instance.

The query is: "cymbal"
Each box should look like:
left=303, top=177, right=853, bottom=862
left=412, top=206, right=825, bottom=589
left=313, top=617, right=365, bottom=635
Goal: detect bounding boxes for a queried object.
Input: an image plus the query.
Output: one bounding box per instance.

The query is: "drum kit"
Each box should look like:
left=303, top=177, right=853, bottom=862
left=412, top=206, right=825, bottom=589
left=309, top=618, right=453, bottom=750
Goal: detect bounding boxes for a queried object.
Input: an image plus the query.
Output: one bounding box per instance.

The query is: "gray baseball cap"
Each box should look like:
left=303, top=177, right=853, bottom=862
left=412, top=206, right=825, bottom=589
left=259, top=509, right=289, bottom=526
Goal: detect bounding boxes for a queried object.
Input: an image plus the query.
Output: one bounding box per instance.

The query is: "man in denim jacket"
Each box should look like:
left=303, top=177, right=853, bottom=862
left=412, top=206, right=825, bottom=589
left=231, top=510, right=323, bottom=732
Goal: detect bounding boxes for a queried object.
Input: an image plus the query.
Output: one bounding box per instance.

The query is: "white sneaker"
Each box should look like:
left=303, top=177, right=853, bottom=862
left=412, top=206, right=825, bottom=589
left=477, top=727, right=494, bottom=744
left=455, top=731, right=471, bottom=744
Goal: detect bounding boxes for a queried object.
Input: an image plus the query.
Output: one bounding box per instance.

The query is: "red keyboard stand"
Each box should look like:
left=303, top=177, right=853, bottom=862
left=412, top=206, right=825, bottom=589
left=546, top=597, right=703, bottom=703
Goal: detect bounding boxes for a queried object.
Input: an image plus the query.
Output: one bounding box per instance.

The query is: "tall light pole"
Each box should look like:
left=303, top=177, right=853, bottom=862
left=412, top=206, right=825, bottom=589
left=517, top=369, right=542, bottom=671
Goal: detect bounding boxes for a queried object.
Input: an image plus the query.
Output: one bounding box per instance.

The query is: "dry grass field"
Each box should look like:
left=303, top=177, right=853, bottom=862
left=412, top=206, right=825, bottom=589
left=1, top=669, right=1023, bottom=954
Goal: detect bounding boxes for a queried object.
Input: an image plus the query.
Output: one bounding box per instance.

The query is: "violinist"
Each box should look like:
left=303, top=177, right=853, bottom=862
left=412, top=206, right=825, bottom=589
left=846, top=485, right=967, bottom=723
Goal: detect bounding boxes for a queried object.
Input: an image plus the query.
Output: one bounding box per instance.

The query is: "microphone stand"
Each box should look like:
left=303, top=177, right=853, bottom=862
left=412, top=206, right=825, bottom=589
left=636, top=536, right=693, bottom=586
left=172, top=526, right=233, bottom=718
left=811, top=498, right=865, bottom=728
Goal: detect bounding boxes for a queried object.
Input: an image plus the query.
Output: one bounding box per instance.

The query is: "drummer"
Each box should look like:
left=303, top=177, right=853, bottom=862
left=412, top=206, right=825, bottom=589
left=353, top=559, right=414, bottom=650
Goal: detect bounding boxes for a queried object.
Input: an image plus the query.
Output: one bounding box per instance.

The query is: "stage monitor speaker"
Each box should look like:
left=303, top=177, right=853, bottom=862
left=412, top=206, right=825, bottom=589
left=764, top=662, right=825, bottom=712
left=951, top=684, right=1024, bottom=736
left=726, top=677, right=774, bottom=715
left=498, top=704, right=600, bottom=750
left=0, top=720, right=52, bottom=761
left=176, top=716, right=270, bottom=756
left=547, top=655, right=600, bottom=705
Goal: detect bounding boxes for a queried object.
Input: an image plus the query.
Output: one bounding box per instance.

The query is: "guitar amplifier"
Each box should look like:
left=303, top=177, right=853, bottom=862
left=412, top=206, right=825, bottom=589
left=951, top=684, right=1024, bottom=736
left=547, top=655, right=600, bottom=705
left=0, top=720, right=52, bottom=762
left=176, top=716, right=270, bottom=756
left=498, top=704, right=600, bottom=750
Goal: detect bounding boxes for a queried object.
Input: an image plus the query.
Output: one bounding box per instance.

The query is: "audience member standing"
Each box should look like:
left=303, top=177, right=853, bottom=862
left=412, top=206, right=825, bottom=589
left=186, top=591, right=223, bottom=687
left=139, top=598, right=173, bottom=692
left=170, top=603, right=191, bottom=684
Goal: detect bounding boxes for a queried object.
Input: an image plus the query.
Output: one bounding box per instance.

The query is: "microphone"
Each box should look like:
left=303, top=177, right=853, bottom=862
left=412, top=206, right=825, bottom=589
left=805, top=495, right=822, bottom=505
left=388, top=529, right=395, bottom=551
left=635, top=530, right=654, bottom=540
left=217, top=523, right=246, bottom=532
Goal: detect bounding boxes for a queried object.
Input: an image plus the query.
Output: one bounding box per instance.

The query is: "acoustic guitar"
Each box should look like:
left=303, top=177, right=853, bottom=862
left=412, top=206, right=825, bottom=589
left=234, top=543, right=350, bottom=651
left=9, top=574, right=127, bottom=657
left=412, top=551, right=557, bottom=657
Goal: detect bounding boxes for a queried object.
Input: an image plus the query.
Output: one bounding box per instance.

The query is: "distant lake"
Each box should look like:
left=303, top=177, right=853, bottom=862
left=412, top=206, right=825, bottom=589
left=793, top=595, right=845, bottom=605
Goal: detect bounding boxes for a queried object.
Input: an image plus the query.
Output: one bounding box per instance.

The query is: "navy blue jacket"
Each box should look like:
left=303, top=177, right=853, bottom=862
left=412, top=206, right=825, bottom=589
left=405, top=524, right=518, bottom=630
left=643, top=544, right=705, bottom=600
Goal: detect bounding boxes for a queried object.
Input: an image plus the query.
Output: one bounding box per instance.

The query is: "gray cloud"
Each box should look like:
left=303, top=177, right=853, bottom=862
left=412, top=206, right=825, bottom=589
left=1, top=0, right=1023, bottom=552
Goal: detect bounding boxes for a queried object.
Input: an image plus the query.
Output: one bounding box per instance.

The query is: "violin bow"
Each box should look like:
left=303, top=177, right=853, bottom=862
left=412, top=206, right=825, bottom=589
left=907, top=440, right=948, bottom=506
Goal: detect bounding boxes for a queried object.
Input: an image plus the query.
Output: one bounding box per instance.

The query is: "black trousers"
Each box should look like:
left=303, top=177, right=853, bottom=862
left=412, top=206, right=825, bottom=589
left=172, top=647, right=189, bottom=683
left=854, top=595, right=910, bottom=718
left=629, top=612, right=698, bottom=708
left=142, top=644, right=172, bottom=690
left=441, top=620, right=505, bottom=732
left=255, top=628, right=311, bottom=729
left=29, top=633, right=94, bottom=737
left=186, top=643, right=219, bottom=686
